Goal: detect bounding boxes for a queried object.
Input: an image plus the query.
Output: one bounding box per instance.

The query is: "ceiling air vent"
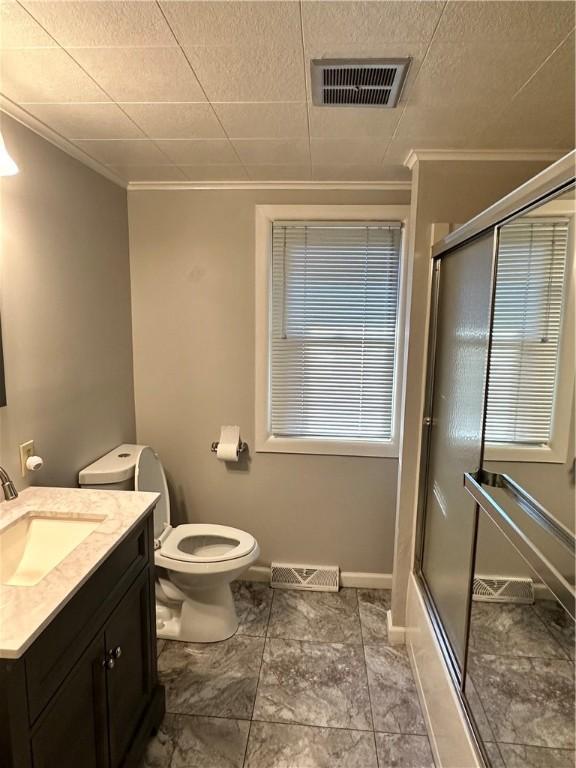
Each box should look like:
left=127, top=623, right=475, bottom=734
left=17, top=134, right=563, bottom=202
left=311, top=58, right=410, bottom=108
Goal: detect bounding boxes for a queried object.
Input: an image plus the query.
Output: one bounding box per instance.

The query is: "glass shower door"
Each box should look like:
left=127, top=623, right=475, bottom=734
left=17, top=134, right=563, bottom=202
left=419, top=231, right=497, bottom=672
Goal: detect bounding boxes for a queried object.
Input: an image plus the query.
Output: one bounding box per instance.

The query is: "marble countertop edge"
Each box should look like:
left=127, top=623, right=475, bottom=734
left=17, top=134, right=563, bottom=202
left=0, top=486, right=159, bottom=660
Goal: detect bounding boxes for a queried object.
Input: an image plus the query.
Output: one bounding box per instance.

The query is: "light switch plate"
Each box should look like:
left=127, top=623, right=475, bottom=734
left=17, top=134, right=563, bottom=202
left=19, top=440, right=34, bottom=477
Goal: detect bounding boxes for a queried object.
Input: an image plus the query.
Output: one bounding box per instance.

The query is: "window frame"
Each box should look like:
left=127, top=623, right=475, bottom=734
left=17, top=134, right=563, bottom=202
left=484, top=203, right=575, bottom=464
left=255, top=204, right=410, bottom=458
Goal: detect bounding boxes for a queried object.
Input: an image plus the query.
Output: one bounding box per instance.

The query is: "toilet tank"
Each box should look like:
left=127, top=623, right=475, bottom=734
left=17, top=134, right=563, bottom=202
left=78, top=444, right=141, bottom=490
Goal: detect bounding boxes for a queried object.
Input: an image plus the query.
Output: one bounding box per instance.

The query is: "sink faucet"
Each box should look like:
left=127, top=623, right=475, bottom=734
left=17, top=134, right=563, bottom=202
left=0, top=465, right=18, bottom=501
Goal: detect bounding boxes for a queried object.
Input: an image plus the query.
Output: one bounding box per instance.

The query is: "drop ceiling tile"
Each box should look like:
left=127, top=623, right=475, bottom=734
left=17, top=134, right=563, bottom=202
left=0, top=48, right=108, bottom=102
left=312, top=164, right=410, bottom=181
left=394, top=104, right=489, bottom=144
left=154, top=139, right=238, bottom=164
left=481, top=35, right=575, bottom=150
left=311, top=137, right=388, bottom=165
left=301, top=1, right=445, bottom=48
left=184, top=44, right=306, bottom=102
left=70, top=47, right=206, bottom=102
left=22, top=103, right=144, bottom=140
left=120, top=103, right=225, bottom=139
left=245, top=164, right=311, bottom=181
left=309, top=105, right=400, bottom=139
left=74, top=139, right=168, bottom=165
left=161, top=1, right=302, bottom=48
left=435, top=1, right=575, bottom=43
left=109, top=165, right=187, bottom=182
left=409, top=39, right=560, bottom=109
left=0, top=1, right=58, bottom=48
left=231, top=138, right=309, bottom=164
left=179, top=165, right=249, bottom=181
left=212, top=102, right=308, bottom=139
left=20, top=1, right=175, bottom=48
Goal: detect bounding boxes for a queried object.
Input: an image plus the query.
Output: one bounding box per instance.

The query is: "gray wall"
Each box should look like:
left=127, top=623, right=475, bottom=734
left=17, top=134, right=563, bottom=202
left=128, top=187, right=410, bottom=573
left=0, top=115, right=135, bottom=490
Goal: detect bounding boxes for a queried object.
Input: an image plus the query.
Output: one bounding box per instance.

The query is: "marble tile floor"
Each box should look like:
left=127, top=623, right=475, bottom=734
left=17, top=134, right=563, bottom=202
left=142, top=583, right=435, bottom=768
left=467, top=600, right=576, bottom=768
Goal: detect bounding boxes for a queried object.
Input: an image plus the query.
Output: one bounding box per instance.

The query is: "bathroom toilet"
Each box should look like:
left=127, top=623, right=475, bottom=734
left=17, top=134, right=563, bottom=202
left=79, top=444, right=260, bottom=642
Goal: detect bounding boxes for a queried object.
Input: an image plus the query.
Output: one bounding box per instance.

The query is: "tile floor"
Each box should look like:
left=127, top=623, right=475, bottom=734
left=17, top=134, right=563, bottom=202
left=143, top=583, right=435, bottom=768
left=467, top=599, right=576, bottom=768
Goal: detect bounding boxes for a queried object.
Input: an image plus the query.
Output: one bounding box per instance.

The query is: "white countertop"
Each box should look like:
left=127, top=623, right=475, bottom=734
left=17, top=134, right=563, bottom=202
left=0, top=486, right=159, bottom=659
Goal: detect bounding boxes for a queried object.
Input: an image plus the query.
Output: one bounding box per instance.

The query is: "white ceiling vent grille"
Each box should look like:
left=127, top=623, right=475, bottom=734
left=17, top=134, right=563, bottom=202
left=311, top=58, right=410, bottom=107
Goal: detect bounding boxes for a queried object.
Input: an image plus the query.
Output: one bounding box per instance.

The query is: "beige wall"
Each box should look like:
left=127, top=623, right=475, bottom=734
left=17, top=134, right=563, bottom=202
left=0, top=115, right=135, bottom=490
left=128, top=187, right=410, bottom=573
left=391, top=158, right=551, bottom=625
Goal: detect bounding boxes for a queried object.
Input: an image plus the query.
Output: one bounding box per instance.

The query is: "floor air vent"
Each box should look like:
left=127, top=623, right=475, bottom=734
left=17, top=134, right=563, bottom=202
left=311, top=58, right=410, bottom=107
left=473, top=576, right=534, bottom=604
left=270, top=563, right=340, bottom=592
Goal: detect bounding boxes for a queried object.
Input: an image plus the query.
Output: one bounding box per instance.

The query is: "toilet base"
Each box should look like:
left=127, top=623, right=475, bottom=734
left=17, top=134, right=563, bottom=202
left=156, top=583, right=239, bottom=643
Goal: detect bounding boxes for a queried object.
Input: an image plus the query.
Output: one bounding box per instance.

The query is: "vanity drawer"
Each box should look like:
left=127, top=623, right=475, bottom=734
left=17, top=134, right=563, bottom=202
left=25, top=514, right=152, bottom=724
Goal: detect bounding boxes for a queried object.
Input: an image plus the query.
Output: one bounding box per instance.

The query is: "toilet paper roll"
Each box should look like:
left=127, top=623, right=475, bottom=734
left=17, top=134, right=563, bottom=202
left=216, top=425, right=241, bottom=462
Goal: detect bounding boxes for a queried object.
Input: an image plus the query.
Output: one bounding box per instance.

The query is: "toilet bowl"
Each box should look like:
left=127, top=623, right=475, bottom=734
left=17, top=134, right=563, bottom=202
left=79, top=444, right=259, bottom=643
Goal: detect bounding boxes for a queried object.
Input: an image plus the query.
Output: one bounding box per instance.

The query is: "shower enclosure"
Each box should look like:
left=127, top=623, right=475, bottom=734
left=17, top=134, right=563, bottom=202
left=415, top=158, right=575, bottom=767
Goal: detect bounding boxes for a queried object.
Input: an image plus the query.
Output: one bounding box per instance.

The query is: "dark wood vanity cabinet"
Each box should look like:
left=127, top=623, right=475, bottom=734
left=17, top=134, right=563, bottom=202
left=0, top=511, right=165, bottom=768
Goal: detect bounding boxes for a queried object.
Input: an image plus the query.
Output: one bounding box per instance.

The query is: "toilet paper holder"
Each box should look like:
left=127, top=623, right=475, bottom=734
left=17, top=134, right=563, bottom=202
left=210, top=440, right=249, bottom=454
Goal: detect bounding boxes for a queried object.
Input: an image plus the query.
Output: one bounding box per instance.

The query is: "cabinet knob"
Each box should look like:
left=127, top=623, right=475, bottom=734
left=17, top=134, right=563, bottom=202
left=103, top=646, right=122, bottom=669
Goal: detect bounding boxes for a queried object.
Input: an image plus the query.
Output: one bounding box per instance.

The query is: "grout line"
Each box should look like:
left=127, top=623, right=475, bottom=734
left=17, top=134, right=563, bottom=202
left=491, top=740, right=576, bottom=752
left=468, top=648, right=572, bottom=662
left=240, top=589, right=275, bottom=766
left=298, top=0, right=313, bottom=180
left=241, top=720, right=253, bottom=768
left=381, top=0, right=448, bottom=162
left=154, top=1, right=251, bottom=179
left=528, top=602, right=572, bottom=661
left=475, top=26, right=576, bottom=146
left=464, top=674, right=498, bottom=744
left=12, top=0, right=174, bottom=167
left=508, top=27, right=576, bottom=104
left=358, top=589, right=381, bottom=766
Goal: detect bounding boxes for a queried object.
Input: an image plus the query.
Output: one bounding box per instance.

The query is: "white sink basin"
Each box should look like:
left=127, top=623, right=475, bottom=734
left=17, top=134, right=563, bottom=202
left=0, top=512, right=106, bottom=587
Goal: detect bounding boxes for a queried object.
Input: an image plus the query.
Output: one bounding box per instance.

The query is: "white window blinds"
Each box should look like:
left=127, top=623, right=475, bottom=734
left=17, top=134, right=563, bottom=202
left=270, top=221, right=402, bottom=441
left=485, top=217, right=569, bottom=445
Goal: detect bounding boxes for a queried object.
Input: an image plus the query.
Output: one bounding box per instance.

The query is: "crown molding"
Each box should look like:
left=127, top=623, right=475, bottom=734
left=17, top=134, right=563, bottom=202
left=1, top=96, right=126, bottom=188
left=431, top=149, right=575, bottom=258
left=404, top=148, right=567, bottom=170
left=127, top=179, right=412, bottom=191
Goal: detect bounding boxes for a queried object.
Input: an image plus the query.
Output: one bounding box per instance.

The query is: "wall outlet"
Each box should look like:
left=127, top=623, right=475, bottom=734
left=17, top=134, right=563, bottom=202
left=19, top=440, right=35, bottom=477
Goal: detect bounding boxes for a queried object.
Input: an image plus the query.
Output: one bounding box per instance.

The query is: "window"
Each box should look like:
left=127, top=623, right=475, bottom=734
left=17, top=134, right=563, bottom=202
left=485, top=216, right=572, bottom=460
left=255, top=205, right=408, bottom=457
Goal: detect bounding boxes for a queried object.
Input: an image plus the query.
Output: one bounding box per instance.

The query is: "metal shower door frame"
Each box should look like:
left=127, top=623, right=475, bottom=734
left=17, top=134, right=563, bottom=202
left=413, top=166, right=576, bottom=767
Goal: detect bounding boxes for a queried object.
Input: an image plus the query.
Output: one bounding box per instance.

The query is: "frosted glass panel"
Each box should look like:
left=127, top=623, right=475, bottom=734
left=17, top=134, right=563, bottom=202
left=421, top=232, right=496, bottom=668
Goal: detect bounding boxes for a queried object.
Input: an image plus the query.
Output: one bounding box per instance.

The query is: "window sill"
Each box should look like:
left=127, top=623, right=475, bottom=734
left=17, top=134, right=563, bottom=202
left=255, top=435, right=399, bottom=458
left=484, top=443, right=567, bottom=464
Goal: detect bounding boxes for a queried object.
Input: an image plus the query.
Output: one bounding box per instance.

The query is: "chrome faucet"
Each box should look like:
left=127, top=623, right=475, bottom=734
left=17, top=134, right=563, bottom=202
left=0, top=465, right=18, bottom=501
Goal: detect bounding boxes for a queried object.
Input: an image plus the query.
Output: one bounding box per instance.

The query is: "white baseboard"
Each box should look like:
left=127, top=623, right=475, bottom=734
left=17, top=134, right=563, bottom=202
left=386, top=609, right=406, bottom=645
left=239, top=565, right=270, bottom=583
left=239, top=566, right=392, bottom=590
left=406, top=634, right=442, bottom=767
left=340, top=571, right=392, bottom=589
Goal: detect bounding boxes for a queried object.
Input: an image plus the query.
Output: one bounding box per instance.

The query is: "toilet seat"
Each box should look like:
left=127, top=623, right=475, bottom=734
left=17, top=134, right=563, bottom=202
left=159, top=523, right=256, bottom=564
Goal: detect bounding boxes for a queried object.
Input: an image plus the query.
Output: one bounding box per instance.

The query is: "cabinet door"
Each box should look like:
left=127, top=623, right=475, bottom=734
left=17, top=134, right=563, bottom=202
left=105, top=568, right=154, bottom=768
left=31, top=633, right=109, bottom=768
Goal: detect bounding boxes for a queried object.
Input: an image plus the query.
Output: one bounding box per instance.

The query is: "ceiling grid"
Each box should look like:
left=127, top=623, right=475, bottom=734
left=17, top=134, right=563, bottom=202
left=0, top=0, right=572, bottom=185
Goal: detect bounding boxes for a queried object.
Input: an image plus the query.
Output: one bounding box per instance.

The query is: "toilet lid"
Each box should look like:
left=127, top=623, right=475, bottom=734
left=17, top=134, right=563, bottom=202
left=160, top=523, right=256, bottom=563
left=135, top=446, right=170, bottom=539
